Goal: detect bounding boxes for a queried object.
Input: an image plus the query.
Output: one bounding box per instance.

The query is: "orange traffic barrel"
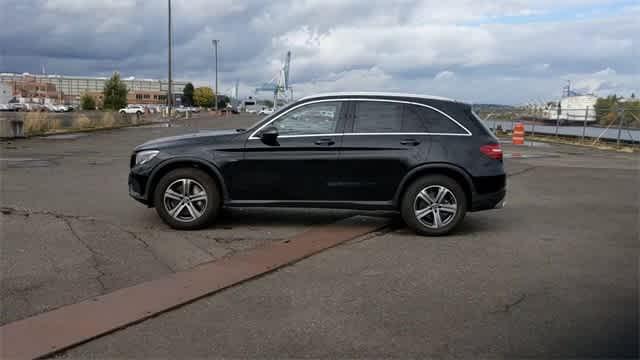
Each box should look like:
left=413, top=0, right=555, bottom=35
left=512, top=122, right=525, bottom=145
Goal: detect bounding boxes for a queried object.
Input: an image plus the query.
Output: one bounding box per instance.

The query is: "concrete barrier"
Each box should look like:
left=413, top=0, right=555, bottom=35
left=0, top=111, right=158, bottom=138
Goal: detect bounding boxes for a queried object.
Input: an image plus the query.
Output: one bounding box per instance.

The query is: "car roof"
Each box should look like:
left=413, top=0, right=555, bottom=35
left=299, top=92, right=457, bottom=103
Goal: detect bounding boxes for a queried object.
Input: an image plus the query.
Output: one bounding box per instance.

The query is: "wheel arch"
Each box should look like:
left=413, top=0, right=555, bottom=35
left=146, top=158, right=229, bottom=206
left=393, top=163, right=475, bottom=209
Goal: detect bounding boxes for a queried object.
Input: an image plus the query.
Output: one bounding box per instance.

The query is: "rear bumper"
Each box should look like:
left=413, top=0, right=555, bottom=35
left=470, top=188, right=506, bottom=212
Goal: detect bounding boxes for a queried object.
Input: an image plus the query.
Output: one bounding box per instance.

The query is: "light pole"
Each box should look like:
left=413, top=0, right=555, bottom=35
left=212, top=40, right=219, bottom=113
left=167, top=0, right=173, bottom=115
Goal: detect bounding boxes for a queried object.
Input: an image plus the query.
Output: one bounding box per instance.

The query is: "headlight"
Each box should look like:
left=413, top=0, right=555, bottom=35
left=135, top=150, right=159, bottom=165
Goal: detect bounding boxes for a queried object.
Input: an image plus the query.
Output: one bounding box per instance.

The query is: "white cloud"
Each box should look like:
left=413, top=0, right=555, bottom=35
left=533, top=63, right=551, bottom=72
left=434, top=71, right=456, bottom=80
left=2, top=0, right=639, bottom=104
left=593, top=67, right=617, bottom=77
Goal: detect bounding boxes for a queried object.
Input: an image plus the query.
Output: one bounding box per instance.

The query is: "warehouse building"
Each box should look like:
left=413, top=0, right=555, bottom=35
left=0, top=73, right=186, bottom=106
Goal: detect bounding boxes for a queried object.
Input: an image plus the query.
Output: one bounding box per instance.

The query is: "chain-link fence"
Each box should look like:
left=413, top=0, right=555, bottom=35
left=476, top=103, right=640, bottom=147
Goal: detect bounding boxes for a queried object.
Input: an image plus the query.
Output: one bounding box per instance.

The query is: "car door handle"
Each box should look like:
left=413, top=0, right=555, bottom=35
left=400, top=139, right=420, bottom=146
left=315, top=138, right=335, bottom=146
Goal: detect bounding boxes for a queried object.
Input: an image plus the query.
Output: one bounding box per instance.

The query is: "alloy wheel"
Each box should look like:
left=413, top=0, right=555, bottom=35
left=413, top=185, right=458, bottom=229
left=163, top=178, right=208, bottom=222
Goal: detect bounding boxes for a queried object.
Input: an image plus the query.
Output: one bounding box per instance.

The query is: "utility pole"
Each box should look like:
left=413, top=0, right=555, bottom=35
left=234, top=80, right=239, bottom=100
left=167, top=0, right=173, bottom=115
left=212, top=40, right=219, bottom=113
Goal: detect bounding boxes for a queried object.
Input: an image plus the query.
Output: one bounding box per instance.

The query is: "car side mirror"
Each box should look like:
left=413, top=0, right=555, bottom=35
left=260, top=126, right=279, bottom=144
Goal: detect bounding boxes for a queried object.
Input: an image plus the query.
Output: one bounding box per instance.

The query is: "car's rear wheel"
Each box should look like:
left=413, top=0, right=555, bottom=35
left=153, top=168, right=220, bottom=230
left=401, top=175, right=467, bottom=236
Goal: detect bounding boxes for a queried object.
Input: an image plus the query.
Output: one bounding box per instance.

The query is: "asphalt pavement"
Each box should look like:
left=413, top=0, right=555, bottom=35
left=1, top=113, right=638, bottom=358
left=0, top=114, right=356, bottom=325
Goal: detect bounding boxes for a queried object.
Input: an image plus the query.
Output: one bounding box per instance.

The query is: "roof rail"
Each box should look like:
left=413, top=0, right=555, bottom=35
left=299, top=91, right=456, bottom=102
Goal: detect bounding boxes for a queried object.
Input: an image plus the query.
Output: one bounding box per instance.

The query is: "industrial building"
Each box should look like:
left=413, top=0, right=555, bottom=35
left=542, top=94, right=598, bottom=122
left=0, top=73, right=187, bottom=106
left=0, top=82, right=11, bottom=104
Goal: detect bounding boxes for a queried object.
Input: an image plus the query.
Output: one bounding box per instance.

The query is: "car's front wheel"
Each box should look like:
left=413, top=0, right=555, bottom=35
left=401, top=175, right=467, bottom=236
left=153, top=168, right=221, bottom=230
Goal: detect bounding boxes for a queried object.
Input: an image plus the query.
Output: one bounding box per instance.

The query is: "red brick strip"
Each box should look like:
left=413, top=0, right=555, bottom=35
left=0, top=216, right=388, bottom=359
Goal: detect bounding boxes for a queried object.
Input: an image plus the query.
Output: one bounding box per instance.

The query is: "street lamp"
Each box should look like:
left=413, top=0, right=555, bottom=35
left=212, top=40, right=219, bottom=113
left=167, top=0, right=173, bottom=115
left=211, top=39, right=220, bottom=115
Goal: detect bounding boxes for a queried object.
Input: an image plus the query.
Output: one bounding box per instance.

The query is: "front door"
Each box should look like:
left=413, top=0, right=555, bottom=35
left=232, top=101, right=346, bottom=201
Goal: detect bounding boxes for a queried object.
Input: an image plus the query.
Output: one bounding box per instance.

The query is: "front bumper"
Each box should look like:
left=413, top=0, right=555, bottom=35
left=128, top=172, right=151, bottom=206
left=470, top=188, right=506, bottom=212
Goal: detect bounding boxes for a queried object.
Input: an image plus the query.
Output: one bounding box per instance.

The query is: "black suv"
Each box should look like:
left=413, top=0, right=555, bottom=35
left=129, top=92, right=506, bottom=235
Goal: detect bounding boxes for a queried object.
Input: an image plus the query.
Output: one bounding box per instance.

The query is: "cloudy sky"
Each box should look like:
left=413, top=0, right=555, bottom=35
left=0, top=0, right=638, bottom=104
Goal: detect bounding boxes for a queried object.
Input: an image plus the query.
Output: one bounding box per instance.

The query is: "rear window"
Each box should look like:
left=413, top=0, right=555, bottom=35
left=471, top=110, right=498, bottom=140
left=404, top=104, right=467, bottom=134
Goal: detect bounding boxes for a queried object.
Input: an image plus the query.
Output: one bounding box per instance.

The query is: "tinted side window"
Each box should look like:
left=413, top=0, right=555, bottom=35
left=404, top=104, right=466, bottom=134
left=268, top=102, right=340, bottom=135
left=354, top=101, right=402, bottom=133
left=402, top=105, right=427, bottom=132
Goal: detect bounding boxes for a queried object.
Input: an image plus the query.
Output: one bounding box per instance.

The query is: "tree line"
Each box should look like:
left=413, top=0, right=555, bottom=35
left=181, top=83, right=230, bottom=109
left=595, top=94, right=640, bottom=127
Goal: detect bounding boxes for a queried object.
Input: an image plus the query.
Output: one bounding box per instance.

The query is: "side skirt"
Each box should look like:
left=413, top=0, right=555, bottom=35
left=225, top=200, right=395, bottom=211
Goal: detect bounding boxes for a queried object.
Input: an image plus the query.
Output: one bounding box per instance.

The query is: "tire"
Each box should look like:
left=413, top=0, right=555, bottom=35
left=153, top=168, right=221, bottom=230
left=400, top=175, right=467, bottom=236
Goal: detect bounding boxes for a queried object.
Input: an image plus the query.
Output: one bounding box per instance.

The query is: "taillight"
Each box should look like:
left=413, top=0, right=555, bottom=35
left=480, top=143, right=503, bottom=160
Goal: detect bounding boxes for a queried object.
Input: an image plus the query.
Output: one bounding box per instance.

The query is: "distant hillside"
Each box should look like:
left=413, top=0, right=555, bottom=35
left=471, top=104, right=517, bottom=111
left=472, top=104, right=520, bottom=121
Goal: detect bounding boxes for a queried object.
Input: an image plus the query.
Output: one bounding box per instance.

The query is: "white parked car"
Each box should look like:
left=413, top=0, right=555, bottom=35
left=119, top=105, right=145, bottom=115
left=53, top=105, right=70, bottom=112
left=258, top=108, right=275, bottom=115
left=175, top=106, right=201, bottom=114
left=44, top=104, right=58, bottom=112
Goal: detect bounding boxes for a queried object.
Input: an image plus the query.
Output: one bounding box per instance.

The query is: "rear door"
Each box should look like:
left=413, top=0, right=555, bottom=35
left=333, top=100, right=432, bottom=202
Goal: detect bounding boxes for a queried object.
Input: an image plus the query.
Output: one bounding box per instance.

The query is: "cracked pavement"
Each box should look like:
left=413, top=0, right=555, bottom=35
left=0, top=114, right=355, bottom=325
left=1, top=115, right=638, bottom=358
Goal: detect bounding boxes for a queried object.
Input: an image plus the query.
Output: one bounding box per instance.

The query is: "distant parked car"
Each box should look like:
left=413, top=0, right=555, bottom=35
left=224, top=104, right=239, bottom=114
left=52, top=105, right=71, bottom=112
left=0, top=104, right=10, bottom=111
left=44, top=104, right=57, bottom=112
left=9, top=103, right=26, bottom=112
left=119, top=105, right=145, bottom=115
left=176, top=106, right=201, bottom=114
left=258, top=108, right=275, bottom=116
